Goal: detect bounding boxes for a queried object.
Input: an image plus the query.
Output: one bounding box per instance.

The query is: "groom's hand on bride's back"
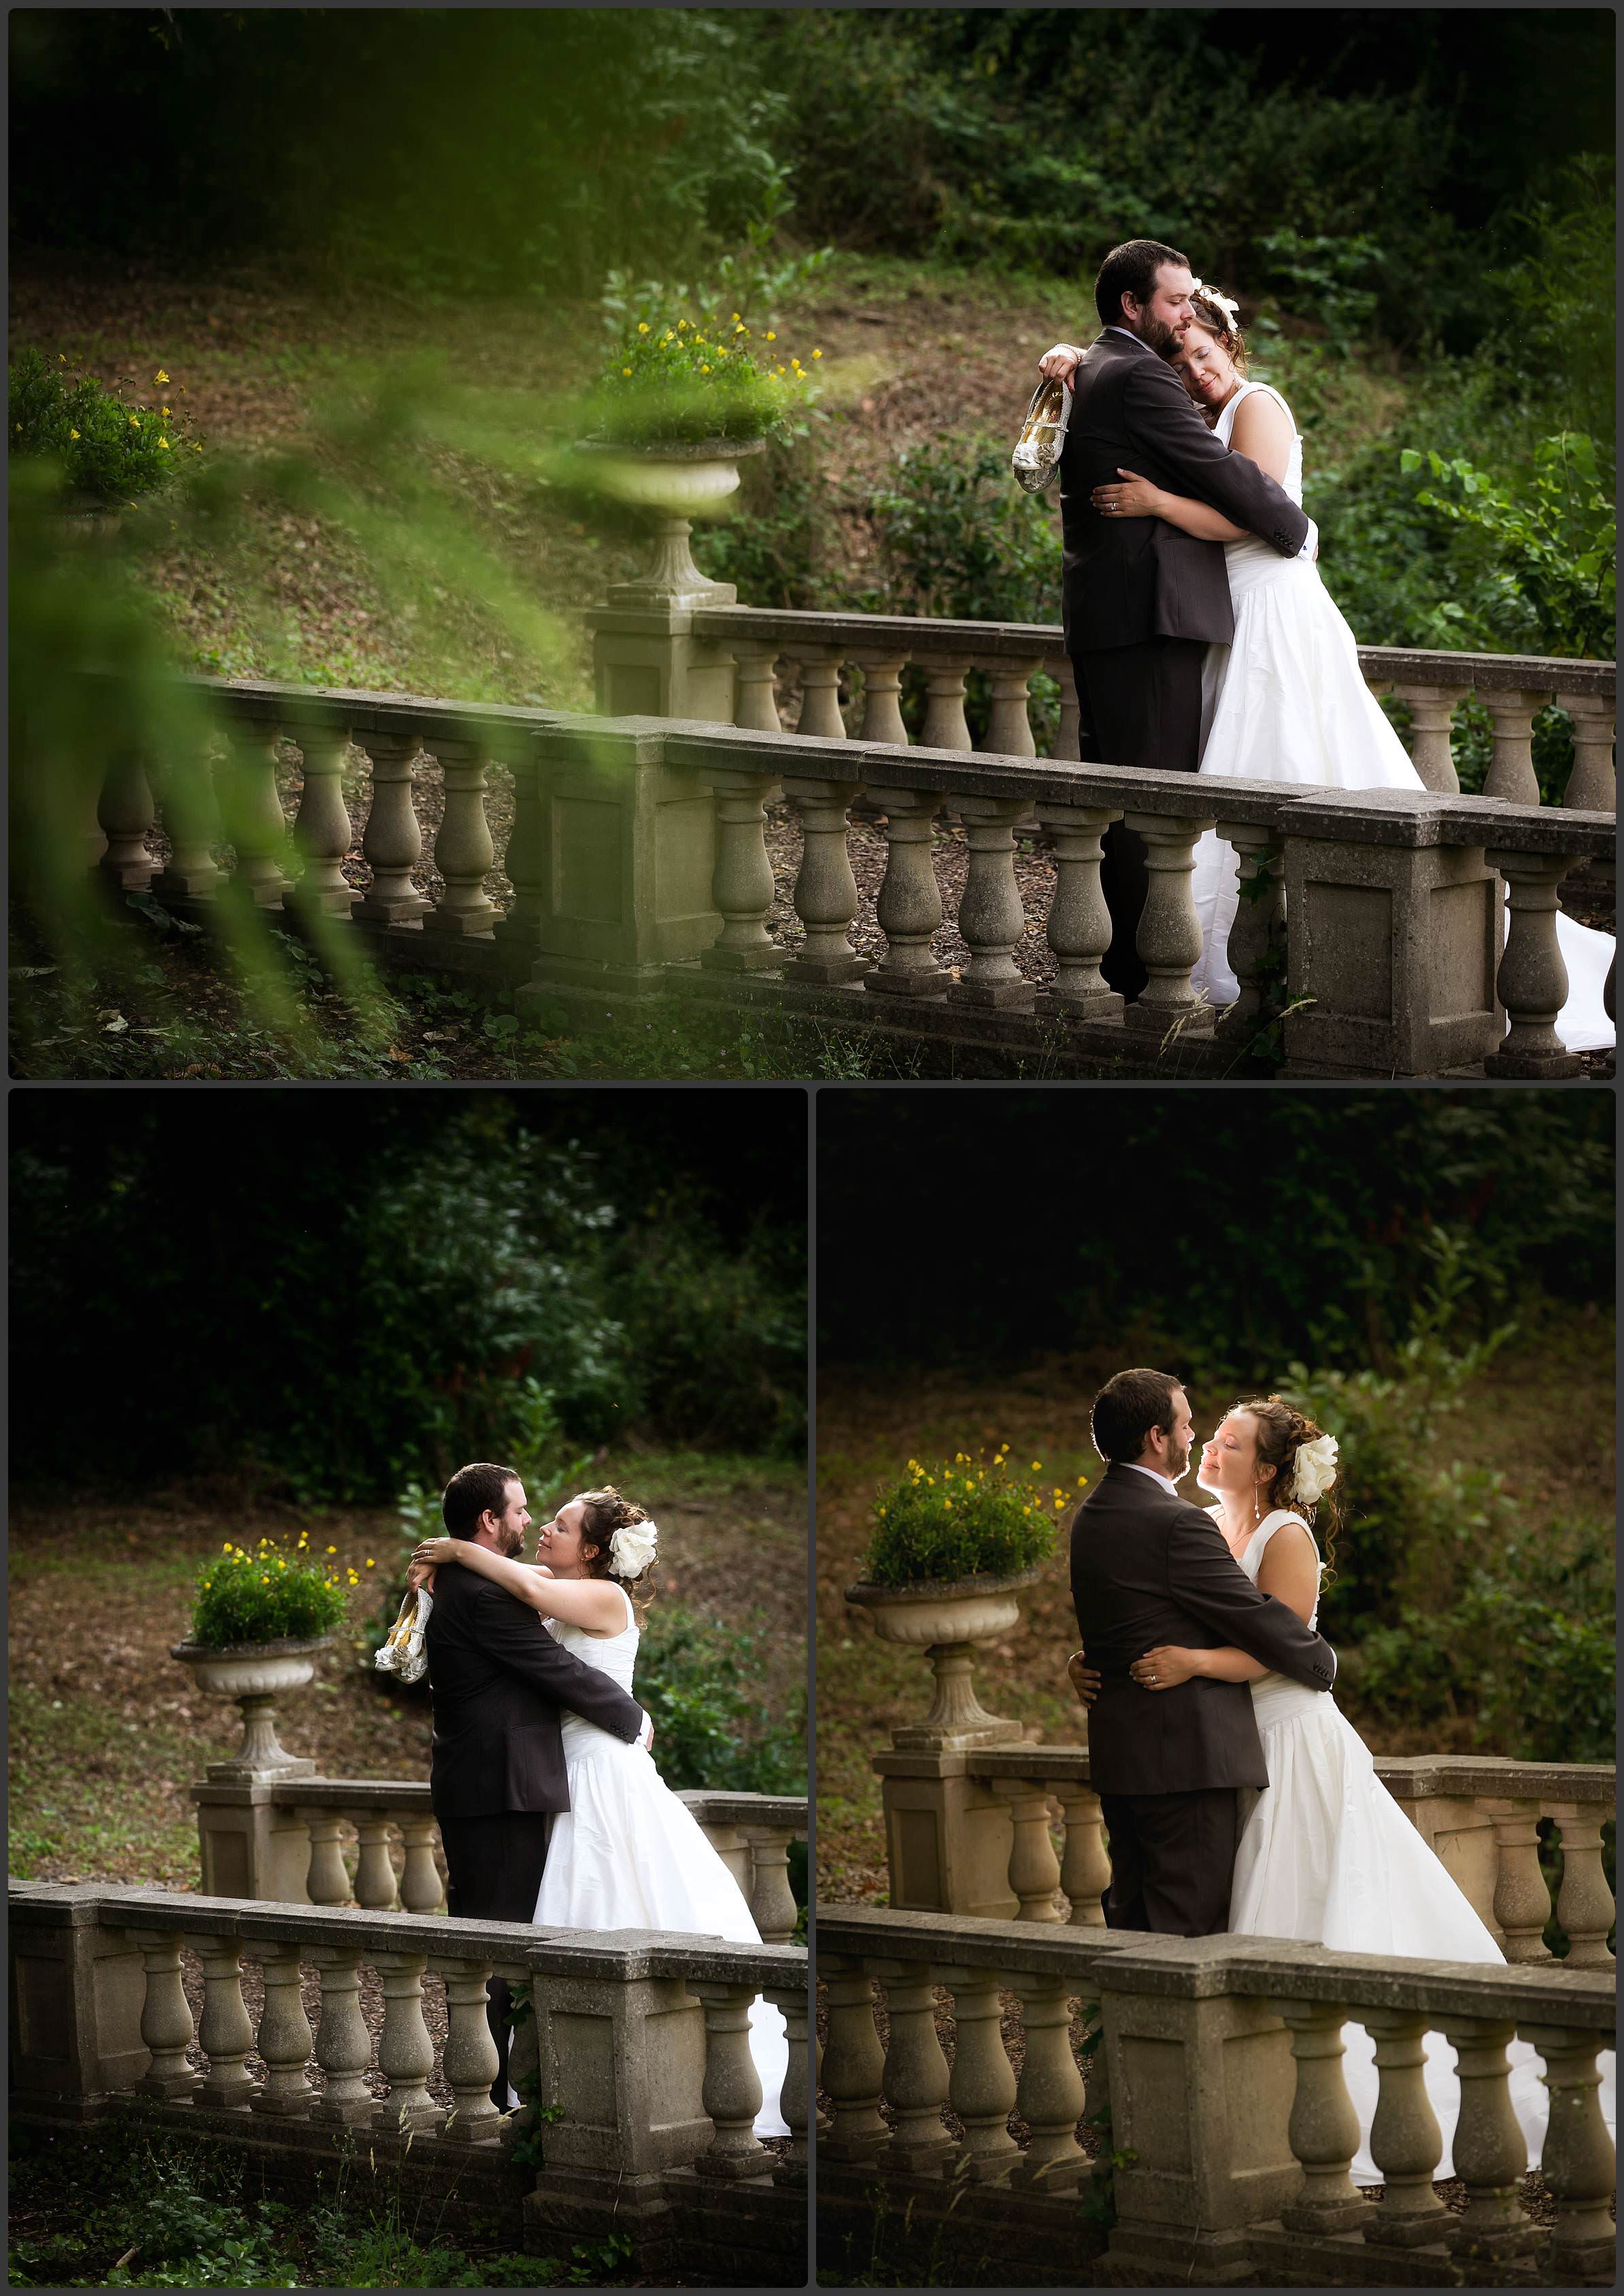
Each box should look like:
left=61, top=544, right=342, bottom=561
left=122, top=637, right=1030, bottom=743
left=639, top=1710, right=654, bottom=1752
left=1066, top=1651, right=1101, bottom=1707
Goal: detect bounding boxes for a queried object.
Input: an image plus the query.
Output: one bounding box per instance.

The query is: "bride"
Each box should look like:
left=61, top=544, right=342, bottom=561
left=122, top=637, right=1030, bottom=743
left=410, top=1485, right=789, bottom=2138
left=1069, top=1398, right=1616, bottom=2181
left=1043, top=292, right=1614, bottom=1055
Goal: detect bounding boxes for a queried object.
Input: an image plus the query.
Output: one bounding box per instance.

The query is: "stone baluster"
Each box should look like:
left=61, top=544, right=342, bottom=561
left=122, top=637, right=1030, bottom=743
left=1550, top=1808, right=1615, bottom=1965
left=1483, top=690, right=1553, bottom=807
left=97, top=755, right=159, bottom=893
left=425, top=739, right=498, bottom=937
left=289, top=727, right=358, bottom=917
left=730, top=643, right=783, bottom=734
left=691, top=1981, right=772, bottom=2179
left=935, top=1965, right=1018, bottom=2184
left=1080, top=2000, right=1110, bottom=2130
left=1051, top=658, right=1083, bottom=762
left=498, top=1961, right=539, bottom=2154
left=399, top=1817, right=445, bottom=1915
left=492, top=749, right=543, bottom=957
left=152, top=741, right=223, bottom=906
left=1121, top=811, right=1217, bottom=1037
left=1489, top=1803, right=1553, bottom=1960
left=875, top=1961, right=953, bottom=2172
left=1391, top=683, right=1468, bottom=794
left=1521, top=2021, right=1617, bottom=2281
left=354, top=1814, right=399, bottom=1911
left=1055, top=1787, right=1111, bottom=1928
left=700, top=768, right=783, bottom=971
left=919, top=656, right=975, bottom=752
left=439, top=1959, right=503, bottom=2142
left=250, top=1944, right=315, bottom=2116
left=131, top=1930, right=199, bottom=2099
left=1034, top=802, right=1124, bottom=1024
left=1004, top=1780, right=1064, bottom=1922
left=980, top=657, right=1043, bottom=758
left=1215, top=820, right=1286, bottom=1041
left=743, top=1827, right=800, bottom=1945
left=794, top=648, right=849, bottom=740
left=374, top=1951, right=441, bottom=2134
left=299, top=1809, right=352, bottom=1906
left=864, top=786, right=949, bottom=998
left=1268, top=1998, right=1368, bottom=2236
left=309, top=1947, right=375, bottom=2125
left=1484, top=849, right=1582, bottom=1079
left=1357, top=2010, right=1449, bottom=2247
left=354, top=730, right=428, bottom=926
left=782, top=775, right=870, bottom=983
left=819, top=1959, right=887, bottom=2161
left=197, top=1935, right=258, bottom=2110
left=221, top=723, right=292, bottom=908
left=1441, top=2015, right=1539, bottom=2265
left=951, top=797, right=1034, bottom=1010
left=1008, top=1972, right=1087, bottom=2190
left=1559, top=692, right=1616, bottom=817
left=766, top=1985, right=810, bottom=2181
left=851, top=652, right=911, bottom=747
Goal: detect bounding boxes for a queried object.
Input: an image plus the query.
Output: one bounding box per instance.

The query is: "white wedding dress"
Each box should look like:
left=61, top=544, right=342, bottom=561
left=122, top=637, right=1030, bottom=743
left=532, top=1585, right=790, bottom=2137
left=1186, top=379, right=1615, bottom=1055
left=1227, top=1509, right=1616, bottom=2183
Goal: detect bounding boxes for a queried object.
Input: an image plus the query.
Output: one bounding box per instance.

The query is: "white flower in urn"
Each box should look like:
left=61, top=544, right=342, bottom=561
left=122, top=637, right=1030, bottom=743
left=610, top=1519, right=659, bottom=1579
left=1292, top=1434, right=1339, bottom=1508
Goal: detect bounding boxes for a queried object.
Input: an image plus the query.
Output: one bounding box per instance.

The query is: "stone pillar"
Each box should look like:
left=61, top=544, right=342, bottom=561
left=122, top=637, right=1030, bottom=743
left=1483, top=848, right=1582, bottom=1078
left=354, top=730, right=428, bottom=926
left=1487, top=1802, right=1552, bottom=1961
left=131, top=1930, right=199, bottom=2100
left=197, top=1935, right=258, bottom=2109
left=864, top=786, right=948, bottom=997
left=193, top=1782, right=316, bottom=1904
left=781, top=776, right=870, bottom=983
left=1121, top=811, right=1217, bottom=1039
left=691, top=1981, right=773, bottom=2180
left=288, top=727, right=358, bottom=918
left=1052, top=658, right=1083, bottom=762
left=588, top=601, right=739, bottom=726
left=309, top=1946, right=375, bottom=2127
left=298, top=1809, right=351, bottom=1906
left=934, top=1964, right=1018, bottom=2184
left=1357, top=2010, right=1449, bottom=2247
left=951, top=796, right=1034, bottom=1010
left=1549, top=1808, right=1616, bottom=1965
left=730, top=643, right=781, bottom=734
left=221, top=724, right=292, bottom=909
left=743, top=1827, right=800, bottom=1946
left=1391, top=683, right=1468, bottom=794
left=1483, top=690, right=1553, bottom=807
left=698, top=768, right=782, bottom=971
left=439, top=1958, right=503, bottom=2142
left=1559, top=692, right=1616, bottom=817
left=8, top=1888, right=149, bottom=2114
left=1267, top=1997, right=1367, bottom=2235
left=1034, top=803, right=1124, bottom=1024
left=424, top=739, right=498, bottom=938
left=353, top=1816, right=399, bottom=1911
left=251, top=1942, right=315, bottom=2116
left=765, top=1983, right=810, bottom=2182
left=97, top=756, right=159, bottom=893
left=919, top=658, right=974, bottom=752
left=374, top=1951, right=441, bottom=2135
left=1213, top=819, right=1285, bottom=1042
left=152, top=741, right=223, bottom=908
left=1056, top=1787, right=1111, bottom=1929
left=875, top=1749, right=1021, bottom=1921
left=817, top=1959, right=887, bottom=2163
left=851, top=652, right=911, bottom=747
left=981, top=657, right=1043, bottom=759
left=491, top=745, right=543, bottom=962
left=1440, top=2014, right=1538, bottom=2265
left=1002, top=1780, right=1064, bottom=1922
left=1520, top=2022, right=1616, bottom=2281
left=399, top=1817, right=445, bottom=1916
left=794, top=649, right=849, bottom=741
left=1007, top=1971, right=1087, bottom=2190
left=873, top=1959, right=953, bottom=2174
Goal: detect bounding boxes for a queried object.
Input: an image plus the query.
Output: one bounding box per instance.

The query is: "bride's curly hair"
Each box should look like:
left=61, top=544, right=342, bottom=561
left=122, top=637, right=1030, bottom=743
left=1234, top=1395, right=1340, bottom=1583
left=1185, top=290, right=1249, bottom=373
left=575, top=1485, right=658, bottom=1613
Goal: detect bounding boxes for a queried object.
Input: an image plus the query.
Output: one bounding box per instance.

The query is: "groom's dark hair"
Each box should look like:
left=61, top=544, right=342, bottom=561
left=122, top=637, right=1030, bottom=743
left=1095, top=239, right=1189, bottom=328
left=1091, top=1368, right=1183, bottom=1464
left=443, top=1462, right=520, bottom=1538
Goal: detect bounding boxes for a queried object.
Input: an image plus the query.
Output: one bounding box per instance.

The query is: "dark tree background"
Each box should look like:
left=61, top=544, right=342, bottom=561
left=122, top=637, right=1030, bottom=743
left=11, top=1087, right=807, bottom=1496
left=817, top=1091, right=1614, bottom=1379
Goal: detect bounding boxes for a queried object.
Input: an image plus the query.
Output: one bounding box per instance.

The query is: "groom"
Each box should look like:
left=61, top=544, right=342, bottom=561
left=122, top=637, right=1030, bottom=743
left=1069, top=1369, right=1336, bottom=1934
left=1038, top=239, right=1313, bottom=999
left=424, top=1461, right=652, bottom=2104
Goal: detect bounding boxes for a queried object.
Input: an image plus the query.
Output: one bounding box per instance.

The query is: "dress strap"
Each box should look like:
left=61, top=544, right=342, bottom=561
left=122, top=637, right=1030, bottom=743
left=1253, top=1509, right=1319, bottom=1564
left=1230, top=379, right=1298, bottom=434
left=614, top=1581, right=638, bottom=1634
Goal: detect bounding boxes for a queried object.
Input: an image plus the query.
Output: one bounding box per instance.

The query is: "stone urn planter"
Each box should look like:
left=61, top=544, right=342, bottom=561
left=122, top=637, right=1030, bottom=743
left=573, top=433, right=766, bottom=606
left=845, top=1568, right=1044, bottom=1751
left=170, top=1636, right=331, bottom=1783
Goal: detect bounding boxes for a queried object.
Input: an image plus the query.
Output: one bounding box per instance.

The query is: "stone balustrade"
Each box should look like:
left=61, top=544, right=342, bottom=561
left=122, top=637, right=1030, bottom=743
left=69, top=675, right=1614, bottom=1079
left=816, top=1903, right=1615, bottom=2289
left=11, top=1880, right=808, bottom=2279
left=193, top=1772, right=806, bottom=1942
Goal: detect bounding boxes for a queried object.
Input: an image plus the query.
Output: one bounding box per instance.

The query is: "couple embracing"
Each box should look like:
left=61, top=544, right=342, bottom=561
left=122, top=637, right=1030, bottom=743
left=390, top=1462, right=787, bottom=2130
left=1068, top=1368, right=1614, bottom=2180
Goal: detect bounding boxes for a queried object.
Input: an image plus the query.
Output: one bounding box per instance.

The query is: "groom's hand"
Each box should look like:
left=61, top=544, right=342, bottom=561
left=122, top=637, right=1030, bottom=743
left=638, top=1710, right=654, bottom=1752
left=1066, top=1651, right=1101, bottom=1707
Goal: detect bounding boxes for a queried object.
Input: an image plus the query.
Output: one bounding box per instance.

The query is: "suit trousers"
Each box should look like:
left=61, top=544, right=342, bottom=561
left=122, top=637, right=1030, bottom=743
left=439, top=1810, right=554, bottom=2108
left=1098, top=1786, right=1241, bottom=1936
left=1069, top=636, right=1207, bottom=1001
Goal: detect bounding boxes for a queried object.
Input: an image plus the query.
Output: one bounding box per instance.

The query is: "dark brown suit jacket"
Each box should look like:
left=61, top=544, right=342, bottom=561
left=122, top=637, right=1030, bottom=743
left=1059, top=329, right=1310, bottom=652
left=1070, top=1462, right=1336, bottom=1796
left=426, top=1561, right=645, bottom=1820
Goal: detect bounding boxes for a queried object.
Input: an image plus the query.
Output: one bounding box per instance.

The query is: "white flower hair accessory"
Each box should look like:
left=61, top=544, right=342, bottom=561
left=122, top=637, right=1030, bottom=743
left=1291, top=1434, right=1339, bottom=1508
left=609, top=1519, right=658, bottom=1580
left=1190, top=280, right=1241, bottom=333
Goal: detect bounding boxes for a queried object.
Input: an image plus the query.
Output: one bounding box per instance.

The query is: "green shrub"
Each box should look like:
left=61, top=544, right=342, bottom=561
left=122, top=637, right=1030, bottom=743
left=8, top=348, right=200, bottom=507
left=189, top=1535, right=350, bottom=1647
left=862, top=1447, right=1075, bottom=1585
left=582, top=315, right=818, bottom=447
left=866, top=436, right=1061, bottom=626
left=637, top=1602, right=806, bottom=1794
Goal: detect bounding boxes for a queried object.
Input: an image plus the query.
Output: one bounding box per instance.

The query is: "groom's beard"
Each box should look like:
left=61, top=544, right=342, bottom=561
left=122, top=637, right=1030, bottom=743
left=498, top=1525, right=525, bottom=1557
left=1138, top=315, right=1183, bottom=359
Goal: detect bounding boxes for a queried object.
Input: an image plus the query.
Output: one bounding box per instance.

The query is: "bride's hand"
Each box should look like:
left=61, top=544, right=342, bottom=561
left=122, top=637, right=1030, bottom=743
left=1130, top=1644, right=1200, bottom=1691
left=1066, top=1651, right=1101, bottom=1707
left=1092, top=468, right=1163, bottom=520
left=411, top=1538, right=457, bottom=1567
left=406, top=1560, right=435, bottom=1594
left=1037, top=343, right=1081, bottom=384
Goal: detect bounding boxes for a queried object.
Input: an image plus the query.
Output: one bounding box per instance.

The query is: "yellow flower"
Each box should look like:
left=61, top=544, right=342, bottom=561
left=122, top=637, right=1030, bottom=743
left=158, top=437, right=169, bottom=449
left=812, top=348, right=823, bottom=358
left=1077, top=1476, right=1088, bottom=1487
left=129, top=416, right=139, bottom=428
left=734, top=323, right=746, bottom=335
left=637, top=322, right=650, bottom=333
left=732, top=311, right=741, bottom=322
left=162, top=407, right=169, bottom=416
left=326, top=1546, right=337, bottom=1554
left=621, top=366, right=632, bottom=377
left=69, top=427, right=80, bottom=440
left=764, top=331, right=776, bottom=341
left=155, top=370, right=169, bottom=384
left=677, top=318, right=688, bottom=329
left=365, top=1559, right=375, bottom=1568
left=700, top=364, right=711, bottom=374
left=1031, top=1462, right=1042, bottom=1472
